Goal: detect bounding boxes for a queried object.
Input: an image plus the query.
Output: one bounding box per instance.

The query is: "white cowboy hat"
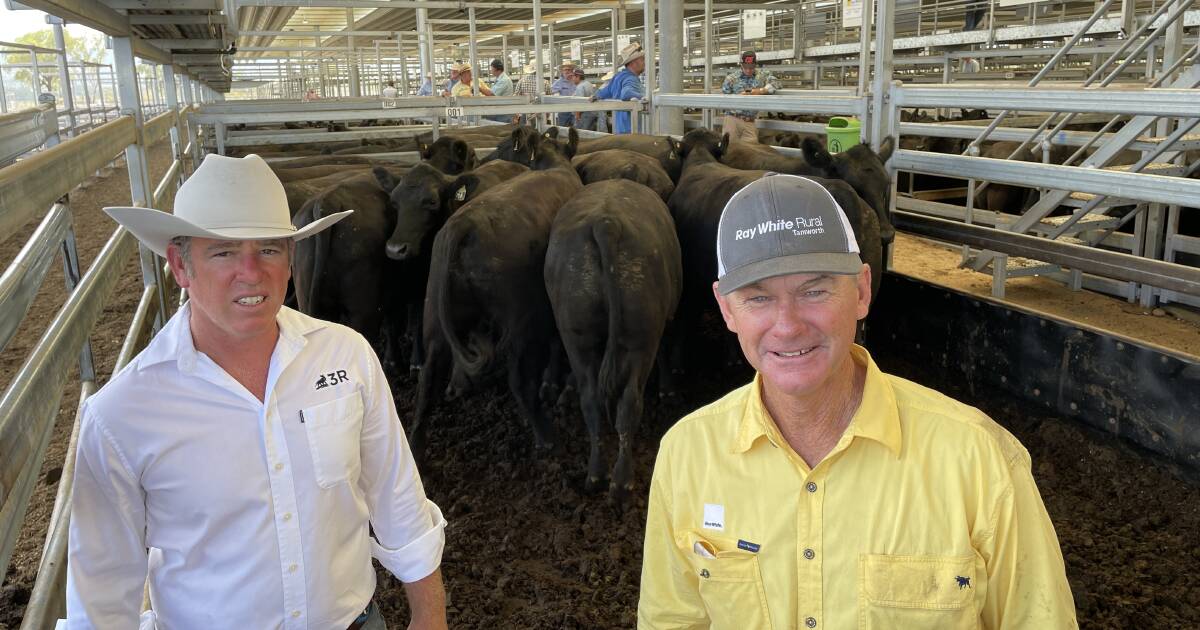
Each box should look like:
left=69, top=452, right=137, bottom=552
left=619, top=43, right=645, bottom=66
left=104, top=153, right=351, bottom=258
left=600, top=70, right=615, bottom=82
left=522, top=62, right=537, bottom=74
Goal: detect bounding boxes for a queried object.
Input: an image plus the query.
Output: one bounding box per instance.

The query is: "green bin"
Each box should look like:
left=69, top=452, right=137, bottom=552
left=825, top=117, right=862, bottom=153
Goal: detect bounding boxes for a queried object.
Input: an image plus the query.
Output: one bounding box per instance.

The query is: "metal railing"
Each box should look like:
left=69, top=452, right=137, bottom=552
left=0, top=42, right=204, bottom=625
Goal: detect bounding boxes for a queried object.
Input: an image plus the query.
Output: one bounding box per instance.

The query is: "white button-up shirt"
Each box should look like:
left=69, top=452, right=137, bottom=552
left=66, top=304, right=445, bottom=630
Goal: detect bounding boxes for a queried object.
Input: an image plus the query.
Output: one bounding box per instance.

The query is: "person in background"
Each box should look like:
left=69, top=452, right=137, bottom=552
left=515, top=61, right=546, bottom=125
left=450, top=63, right=493, bottom=97
left=440, top=62, right=462, bottom=96
left=486, top=58, right=514, bottom=123
left=720, top=50, right=780, bottom=143
left=381, top=80, right=399, bottom=99
left=638, top=174, right=1077, bottom=629
left=593, top=43, right=646, bottom=134
left=551, top=59, right=579, bottom=126
left=416, top=74, right=434, bottom=97
left=571, top=67, right=604, bottom=132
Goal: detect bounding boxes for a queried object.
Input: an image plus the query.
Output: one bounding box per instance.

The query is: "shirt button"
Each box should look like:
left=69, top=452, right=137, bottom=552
left=806, top=617, right=817, bottom=628
left=283, top=513, right=292, bottom=521
left=804, top=548, right=815, bottom=560
left=806, top=482, right=818, bottom=493
left=274, top=463, right=284, bottom=472
left=291, top=611, right=301, bottom=618
left=288, top=563, right=298, bottom=573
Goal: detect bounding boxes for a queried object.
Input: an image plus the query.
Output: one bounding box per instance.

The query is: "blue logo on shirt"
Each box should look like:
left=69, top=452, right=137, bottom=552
left=737, top=539, right=760, bottom=553
left=956, top=576, right=971, bottom=589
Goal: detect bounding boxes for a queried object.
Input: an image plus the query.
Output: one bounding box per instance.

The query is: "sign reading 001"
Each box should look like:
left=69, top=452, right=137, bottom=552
left=445, top=106, right=465, bottom=118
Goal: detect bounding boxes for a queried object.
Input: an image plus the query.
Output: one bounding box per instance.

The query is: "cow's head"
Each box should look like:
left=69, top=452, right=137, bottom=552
left=379, top=162, right=464, bottom=261
left=801, top=135, right=896, bottom=244
left=423, top=137, right=477, bottom=174
left=679, top=128, right=726, bottom=162
left=486, top=125, right=539, bottom=167
left=660, top=137, right=684, bottom=182
left=532, top=126, right=578, bottom=170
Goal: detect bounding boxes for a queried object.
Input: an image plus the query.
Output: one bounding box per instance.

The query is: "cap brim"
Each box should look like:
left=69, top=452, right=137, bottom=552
left=104, top=206, right=354, bottom=258
left=718, top=252, right=863, bottom=295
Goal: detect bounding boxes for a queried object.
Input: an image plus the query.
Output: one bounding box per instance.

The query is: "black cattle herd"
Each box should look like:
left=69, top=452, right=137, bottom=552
left=250, top=123, right=894, bottom=500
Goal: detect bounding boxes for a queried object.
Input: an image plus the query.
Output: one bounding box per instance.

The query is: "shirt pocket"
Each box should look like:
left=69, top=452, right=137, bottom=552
left=301, top=392, right=363, bottom=489
left=678, top=530, right=774, bottom=630
left=858, top=553, right=978, bottom=630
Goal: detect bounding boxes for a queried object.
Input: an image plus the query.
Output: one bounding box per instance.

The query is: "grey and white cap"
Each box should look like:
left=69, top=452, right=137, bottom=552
left=716, top=173, right=862, bottom=295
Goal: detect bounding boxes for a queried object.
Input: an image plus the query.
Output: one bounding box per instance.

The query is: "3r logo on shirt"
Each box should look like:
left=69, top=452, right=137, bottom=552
left=315, top=370, right=350, bottom=390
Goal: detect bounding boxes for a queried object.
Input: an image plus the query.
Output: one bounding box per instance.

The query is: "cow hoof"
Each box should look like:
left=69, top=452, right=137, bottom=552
left=609, top=483, right=634, bottom=505
left=539, top=382, right=561, bottom=404
left=409, top=363, right=422, bottom=374
left=584, top=476, right=605, bottom=494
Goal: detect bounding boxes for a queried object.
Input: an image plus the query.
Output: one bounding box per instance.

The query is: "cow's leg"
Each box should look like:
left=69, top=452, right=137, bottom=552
left=509, top=339, right=557, bottom=452
left=563, top=336, right=606, bottom=492
left=412, top=327, right=450, bottom=460
left=406, top=299, right=424, bottom=373
left=610, top=358, right=650, bottom=503
left=539, top=334, right=569, bottom=405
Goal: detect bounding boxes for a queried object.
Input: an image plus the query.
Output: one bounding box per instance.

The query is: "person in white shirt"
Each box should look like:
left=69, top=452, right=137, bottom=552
left=382, top=80, right=399, bottom=99
left=67, top=153, right=448, bottom=630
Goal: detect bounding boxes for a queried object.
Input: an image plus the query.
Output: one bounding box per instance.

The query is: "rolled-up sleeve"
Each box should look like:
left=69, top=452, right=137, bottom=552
left=356, top=338, right=446, bottom=583
left=67, top=405, right=149, bottom=629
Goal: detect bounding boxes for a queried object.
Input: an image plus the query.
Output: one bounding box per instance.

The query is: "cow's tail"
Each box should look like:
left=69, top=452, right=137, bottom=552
left=431, top=219, right=492, bottom=377
left=295, top=198, right=327, bottom=315
left=593, top=218, right=624, bottom=402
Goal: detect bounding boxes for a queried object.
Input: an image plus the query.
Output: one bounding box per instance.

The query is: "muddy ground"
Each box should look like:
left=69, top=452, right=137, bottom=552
left=2, top=145, right=1199, bottom=629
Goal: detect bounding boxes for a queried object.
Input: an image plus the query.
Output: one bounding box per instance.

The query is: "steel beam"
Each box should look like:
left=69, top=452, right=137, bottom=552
left=893, top=211, right=1200, bottom=297
left=891, top=149, right=1200, bottom=209
left=891, top=84, right=1200, bottom=119
left=655, top=92, right=865, bottom=116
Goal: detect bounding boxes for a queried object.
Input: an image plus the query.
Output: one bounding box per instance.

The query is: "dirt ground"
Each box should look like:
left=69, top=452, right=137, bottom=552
left=2, top=157, right=1199, bottom=628
left=891, top=233, right=1200, bottom=358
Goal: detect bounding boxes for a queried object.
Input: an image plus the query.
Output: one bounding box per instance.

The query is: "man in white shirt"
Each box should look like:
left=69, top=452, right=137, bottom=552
left=67, top=153, right=448, bottom=630
left=382, top=80, right=399, bottom=99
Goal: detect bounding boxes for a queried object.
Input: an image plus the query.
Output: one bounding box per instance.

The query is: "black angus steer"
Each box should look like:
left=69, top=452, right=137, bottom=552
left=372, top=159, right=530, bottom=370
left=574, top=134, right=684, bottom=182
left=418, top=136, right=479, bottom=173
left=571, top=149, right=675, bottom=202
left=719, top=135, right=896, bottom=244
left=478, top=125, right=541, bottom=165
left=669, top=129, right=883, bottom=367
left=545, top=179, right=682, bottom=500
left=413, top=128, right=584, bottom=455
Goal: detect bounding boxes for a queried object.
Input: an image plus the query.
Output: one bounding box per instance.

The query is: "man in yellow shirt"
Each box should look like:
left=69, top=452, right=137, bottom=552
left=449, top=63, right=492, bottom=98
left=638, top=174, right=1077, bottom=629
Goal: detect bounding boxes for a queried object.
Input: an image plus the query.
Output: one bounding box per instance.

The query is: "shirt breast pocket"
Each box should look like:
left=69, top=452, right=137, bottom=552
left=678, top=530, right=773, bottom=630
left=858, top=554, right=978, bottom=630
left=301, top=392, right=363, bottom=489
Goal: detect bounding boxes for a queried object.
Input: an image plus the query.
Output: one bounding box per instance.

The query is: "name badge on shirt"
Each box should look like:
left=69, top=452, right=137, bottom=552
left=703, top=503, right=725, bottom=532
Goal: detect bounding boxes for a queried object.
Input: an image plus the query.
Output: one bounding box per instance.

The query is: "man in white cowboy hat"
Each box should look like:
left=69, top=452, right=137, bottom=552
left=550, top=59, right=579, bottom=126
left=66, top=154, right=448, bottom=630
left=514, top=59, right=546, bottom=124
left=593, top=42, right=646, bottom=134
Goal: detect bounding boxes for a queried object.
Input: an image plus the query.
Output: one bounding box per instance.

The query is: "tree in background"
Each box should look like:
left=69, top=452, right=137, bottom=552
left=11, top=29, right=107, bottom=94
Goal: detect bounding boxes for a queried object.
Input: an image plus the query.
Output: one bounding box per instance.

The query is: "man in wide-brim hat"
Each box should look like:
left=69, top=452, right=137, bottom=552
left=66, top=153, right=448, bottom=630
left=593, top=42, right=647, bottom=134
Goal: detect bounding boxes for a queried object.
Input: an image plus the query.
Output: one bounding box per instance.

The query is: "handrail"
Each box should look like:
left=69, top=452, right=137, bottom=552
left=0, top=227, right=138, bottom=583
left=0, top=116, right=135, bottom=247
left=0, top=204, right=72, bottom=354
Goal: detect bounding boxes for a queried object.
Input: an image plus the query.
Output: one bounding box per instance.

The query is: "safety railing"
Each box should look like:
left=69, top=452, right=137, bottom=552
left=0, top=105, right=59, bottom=165
left=0, top=45, right=202, bottom=626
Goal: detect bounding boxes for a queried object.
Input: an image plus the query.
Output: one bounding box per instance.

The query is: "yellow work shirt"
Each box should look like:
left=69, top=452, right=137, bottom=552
left=639, top=345, right=1076, bottom=630
left=450, top=80, right=475, bottom=97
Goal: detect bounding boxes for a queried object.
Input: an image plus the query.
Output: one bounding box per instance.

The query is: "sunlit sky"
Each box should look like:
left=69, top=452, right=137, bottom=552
left=0, top=5, right=104, bottom=48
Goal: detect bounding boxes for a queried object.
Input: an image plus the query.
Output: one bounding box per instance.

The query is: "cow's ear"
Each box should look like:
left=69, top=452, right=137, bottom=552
left=801, top=136, right=835, bottom=171
left=372, top=166, right=400, bottom=193
left=544, top=127, right=559, bottom=139
left=444, top=174, right=481, bottom=207
left=877, top=136, right=896, bottom=163
left=510, top=129, right=523, bottom=152
left=669, top=137, right=682, bottom=159
left=455, top=140, right=471, bottom=163
left=718, top=133, right=730, bottom=157
left=418, top=142, right=430, bottom=158
left=566, top=127, right=579, bottom=158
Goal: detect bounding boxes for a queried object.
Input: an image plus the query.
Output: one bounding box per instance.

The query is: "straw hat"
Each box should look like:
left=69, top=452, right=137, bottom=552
left=105, top=154, right=351, bottom=258
left=600, top=70, right=615, bottom=83
left=522, top=62, right=537, bottom=74
left=453, top=62, right=472, bottom=74
left=560, top=59, right=577, bottom=68
left=619, top=43, right=644, bottom=66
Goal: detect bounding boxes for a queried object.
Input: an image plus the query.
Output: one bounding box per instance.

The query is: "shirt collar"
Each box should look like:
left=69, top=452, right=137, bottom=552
left=732, top=344, right=902, bottom=458
left=135, top=303, right=326, bottom=372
